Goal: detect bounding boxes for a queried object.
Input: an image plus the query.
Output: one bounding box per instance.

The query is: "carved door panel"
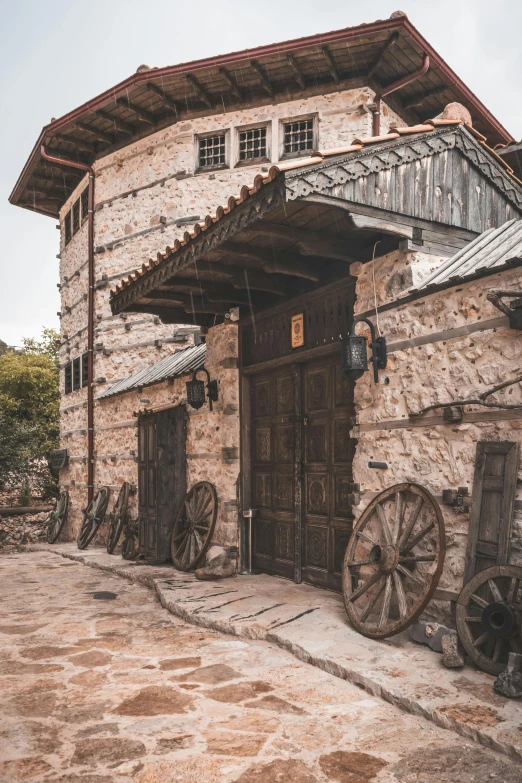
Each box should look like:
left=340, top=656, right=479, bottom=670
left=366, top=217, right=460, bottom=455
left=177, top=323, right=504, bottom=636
left=138, top=414, right=157, bottom=556
left=251, top=367, right=301, bottom=580
left=302, top=356, right=355, bottom=591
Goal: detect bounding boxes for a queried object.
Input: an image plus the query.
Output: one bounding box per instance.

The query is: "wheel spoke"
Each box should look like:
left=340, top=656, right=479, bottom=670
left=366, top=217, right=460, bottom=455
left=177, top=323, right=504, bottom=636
left=357, top=530, right=379, bottom=547
left=507, top=578, right=519, bottom=604
left=470, top=593, right=488, bottom=609
left=398, top=496, right=423, bottom=551
left=348, top=570, right=382, bottom=603
left=393, top=570, right=408, bottom=619
left=173, top=530, right=188, bottom=544
left=473, top=632, right=489, bottom=648
left=394, top=491, right=405, bottom=544
left=401, top=522, right=434, bottom=555
left=488, top=579, right=504, bottom=603
left=492, top=638, right=503, bottom=663
left=464, top=615, right=482, bottom=623
left=347, top=559, right=376, bottom=567
left=195, top=524, right=210, bottom=533
left=399, top=554, right=436, bottom=563
left=360, top=576, right=386, bottom=622
left=396, top=563, right=424, bottom=587
left=378, top=575, right=393, bottom=629
left=375, top=503, right=393, bottom=545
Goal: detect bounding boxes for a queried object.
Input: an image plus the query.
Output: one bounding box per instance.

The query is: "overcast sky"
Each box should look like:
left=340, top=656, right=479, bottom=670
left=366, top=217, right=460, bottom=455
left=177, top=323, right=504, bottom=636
left=1, top=0, right=521, bottom=347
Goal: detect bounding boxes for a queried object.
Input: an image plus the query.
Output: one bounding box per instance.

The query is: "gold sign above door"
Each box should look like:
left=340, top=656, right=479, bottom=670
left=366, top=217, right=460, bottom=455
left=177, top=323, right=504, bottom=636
left=291, top=313, right=305, bottom=348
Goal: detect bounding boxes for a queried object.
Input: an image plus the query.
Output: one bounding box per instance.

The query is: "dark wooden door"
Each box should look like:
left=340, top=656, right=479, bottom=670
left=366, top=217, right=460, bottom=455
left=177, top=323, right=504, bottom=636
left=251, top=366, right=302, bottom=580
left=302, top=355, right=356, bottom=590
left=138, top=407, right=187, bottom=562
left=464, top=440, right=519, bottom=584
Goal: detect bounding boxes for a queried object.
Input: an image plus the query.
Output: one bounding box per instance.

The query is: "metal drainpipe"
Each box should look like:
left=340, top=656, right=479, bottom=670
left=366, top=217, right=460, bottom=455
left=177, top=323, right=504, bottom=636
left=41, top=146, right=95, bottom=504
left=372, top=53, right=430, bottom=136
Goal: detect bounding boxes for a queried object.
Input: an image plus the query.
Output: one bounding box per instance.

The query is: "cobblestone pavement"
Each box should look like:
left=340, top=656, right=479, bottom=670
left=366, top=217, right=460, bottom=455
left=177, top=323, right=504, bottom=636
left=1, top=551, right=521, bottom=783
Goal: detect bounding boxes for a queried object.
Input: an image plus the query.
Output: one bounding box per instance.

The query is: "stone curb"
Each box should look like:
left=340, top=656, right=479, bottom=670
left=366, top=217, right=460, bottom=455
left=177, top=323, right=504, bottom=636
left=24, top=545, right=522, bottom=764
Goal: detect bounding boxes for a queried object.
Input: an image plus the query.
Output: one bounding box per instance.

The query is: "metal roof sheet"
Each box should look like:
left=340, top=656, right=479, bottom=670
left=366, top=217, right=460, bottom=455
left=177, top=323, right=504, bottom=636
left=97, top=343, right=206, bottom=400
left=415, top=219, right=522, bottom=291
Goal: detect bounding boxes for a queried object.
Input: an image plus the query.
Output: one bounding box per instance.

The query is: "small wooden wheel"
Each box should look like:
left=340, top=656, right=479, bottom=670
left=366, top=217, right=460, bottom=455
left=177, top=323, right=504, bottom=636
left=122, top=517, right=140, bottom=560
left=46, top=491, right=69, bottom=544
left=456, top=565, right=522, bottom=675
left=106, top=482, right=130, bottom=554
left=343, top=483, right=446, bottom=639
left=77, top=487, right=111, bottom=550
left=171, top=481, right=217, bottom=571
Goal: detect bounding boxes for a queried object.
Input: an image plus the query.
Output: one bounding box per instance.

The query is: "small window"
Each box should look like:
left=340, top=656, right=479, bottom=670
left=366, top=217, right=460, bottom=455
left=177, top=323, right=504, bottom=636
left=81, top=189, right=88, bottom=223
left=64, top=211, right=72, bottom=245
left=64, top=362, right=72, bottom=394
left=198, top=133, right=226, bottom=170
left=81, top=352, right=89, bottom=388
left=72, top=357, right=81, bottom=391
left=238, top=126, right=267, bottom=162
left=72, top=198, right=80, bottom=235
left=282, top=117, right=315, bottom=158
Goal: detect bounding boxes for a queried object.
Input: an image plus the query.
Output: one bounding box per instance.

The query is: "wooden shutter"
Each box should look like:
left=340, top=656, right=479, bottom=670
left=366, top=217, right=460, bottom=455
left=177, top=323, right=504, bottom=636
left=464, top=440, right=519, bottom=584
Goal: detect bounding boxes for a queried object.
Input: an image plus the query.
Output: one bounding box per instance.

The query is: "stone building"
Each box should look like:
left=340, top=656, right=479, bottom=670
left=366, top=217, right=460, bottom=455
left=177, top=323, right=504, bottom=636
left=9, top=14, right=522, bottom=635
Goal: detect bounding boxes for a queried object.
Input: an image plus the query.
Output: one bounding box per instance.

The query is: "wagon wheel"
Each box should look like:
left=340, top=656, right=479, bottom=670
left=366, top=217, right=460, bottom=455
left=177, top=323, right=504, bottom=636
left=343, top=483, right=446, bottom=639
left=106, top=482, right=130, bottom=554
left=122, top=517, right=140, bottom=561
left=456, top=565, right=522, bottom=675
left=77, top=487, right=111, bottom=550
left=171, top=481, right=217, bottom=571
left=46, top=491, right=69, bottom=544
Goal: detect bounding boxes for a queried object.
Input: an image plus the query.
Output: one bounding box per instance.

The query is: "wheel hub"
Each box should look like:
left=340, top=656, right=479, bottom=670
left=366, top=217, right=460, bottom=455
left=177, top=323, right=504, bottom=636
left=481, top=602, right=520, bottom=639
left=370, top=543, right=400, bottom=574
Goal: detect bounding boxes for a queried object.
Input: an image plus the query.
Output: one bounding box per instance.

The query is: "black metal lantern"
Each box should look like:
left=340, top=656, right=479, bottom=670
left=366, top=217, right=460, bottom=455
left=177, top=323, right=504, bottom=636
left=340, top=317, right=387, bottom=383
left=186, top=367, right=219, bottom=411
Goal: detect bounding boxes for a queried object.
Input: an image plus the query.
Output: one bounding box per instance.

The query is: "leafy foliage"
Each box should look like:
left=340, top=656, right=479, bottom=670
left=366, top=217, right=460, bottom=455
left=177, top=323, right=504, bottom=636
left=0, top=328, right=60, bottom=499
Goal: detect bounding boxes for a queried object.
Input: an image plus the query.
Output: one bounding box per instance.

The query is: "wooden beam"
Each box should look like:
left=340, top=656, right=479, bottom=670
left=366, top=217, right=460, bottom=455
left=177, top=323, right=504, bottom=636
left=129, top=304, right=216, bottom=327
left=24, top=190, right=62, bottom=201
left=219, top=242, right=320, bottom=281
left=145, top=288, right=253, bottom=307
left=96, top=109, right=136, bottom=136
left=321, top=46, right=340, bottom=85
left=116, top=98, right=155, bottom=125
left=175, top=264, right=286, bottom=295
left=33, top=173, right=74, bottom=188
left=250, top=60, right=274, bottom=97
left=252, top=222, right=353, bottom=261
left=75, top=121, right=115, bottom=145
left=403, top=86, right=448, bottom=111
left=145, top=82, right=179, bottom=116
left=186, top=74, right=212, bottom=109
left=219, top=67, right=243, bottom=101
left=287, top=54, right=306, bottom=90
left=367, top=32, right=399, bottom=80
left=50, top=134, right=96, bottom=155
left=348, top=213, right=412, bottom=239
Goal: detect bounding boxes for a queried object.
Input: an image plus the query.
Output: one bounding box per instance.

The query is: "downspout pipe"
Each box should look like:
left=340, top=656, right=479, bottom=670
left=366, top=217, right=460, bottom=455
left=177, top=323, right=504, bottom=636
left=41, top=146, right=95, bottom=505
left=372, top=53, right=430, bottom=137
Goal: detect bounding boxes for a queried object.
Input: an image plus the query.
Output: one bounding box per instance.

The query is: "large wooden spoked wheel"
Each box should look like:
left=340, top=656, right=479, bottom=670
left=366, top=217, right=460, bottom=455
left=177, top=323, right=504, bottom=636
left=122, top=517, right=140, bottom=561
left=77, top=487, right=111, bottom=550
left=456, top=565, right=522, bottom=675
left=171, top=481, right=217, bottom=571
left=106, top=482, right=130, bottom=554
left=46, top=491, right=69, bottom=544
left=343, top=483, right=446, bottom=639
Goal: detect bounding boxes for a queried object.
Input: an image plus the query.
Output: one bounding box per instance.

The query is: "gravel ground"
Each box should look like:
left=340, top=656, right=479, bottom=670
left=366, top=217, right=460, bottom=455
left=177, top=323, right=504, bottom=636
left=0, top=550, right=521, bottom=783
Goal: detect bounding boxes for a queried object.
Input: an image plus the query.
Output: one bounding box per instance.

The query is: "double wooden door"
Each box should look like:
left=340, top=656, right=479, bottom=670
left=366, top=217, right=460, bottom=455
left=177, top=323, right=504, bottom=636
left=138, top=406, right=186, bottom=562
left=250, top=354, right=356, bottom=591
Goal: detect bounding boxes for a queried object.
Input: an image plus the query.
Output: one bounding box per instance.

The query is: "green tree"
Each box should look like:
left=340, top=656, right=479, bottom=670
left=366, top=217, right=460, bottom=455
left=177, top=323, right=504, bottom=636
left=0, top=328, right=60, bottom=499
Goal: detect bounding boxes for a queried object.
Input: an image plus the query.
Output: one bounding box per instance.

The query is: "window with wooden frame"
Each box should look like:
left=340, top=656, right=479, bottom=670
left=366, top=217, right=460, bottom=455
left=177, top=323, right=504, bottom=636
left=280, top=115, right=317, bottom=159
left=64, top=210, right=72, bottom=245
left=81, top=352, right=89, bottom=388
left=72, top=198, right=80, bottom=234
left=64, top=362, right=72, bottom=395
left=237, top=124, right=269, bottom=165
left=81, top=189, right=88, bottom=223
left=72, top=357, right=81, bottom=391
left=197, top=132, right=228, bottom=171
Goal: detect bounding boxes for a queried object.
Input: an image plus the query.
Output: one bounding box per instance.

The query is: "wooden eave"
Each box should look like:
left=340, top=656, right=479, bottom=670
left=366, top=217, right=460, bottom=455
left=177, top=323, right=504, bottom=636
left=10, top=15, right=515, bottom=219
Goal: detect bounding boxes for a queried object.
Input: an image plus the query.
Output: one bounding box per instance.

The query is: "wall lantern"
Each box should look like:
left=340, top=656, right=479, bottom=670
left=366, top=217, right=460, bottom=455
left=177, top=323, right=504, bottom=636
left=340, top=317, right=387, bottom=383
left=186, top=367, right=219, bottom=411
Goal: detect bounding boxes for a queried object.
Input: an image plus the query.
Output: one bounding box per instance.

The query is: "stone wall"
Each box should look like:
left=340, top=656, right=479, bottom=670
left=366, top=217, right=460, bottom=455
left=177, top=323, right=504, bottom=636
left=56, top=85, right=405, bottom=539
left=350, top=250, right=522, bottom=606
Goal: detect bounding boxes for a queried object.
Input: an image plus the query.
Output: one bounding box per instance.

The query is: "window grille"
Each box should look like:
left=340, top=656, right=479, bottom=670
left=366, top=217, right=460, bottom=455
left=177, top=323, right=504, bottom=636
left=64, top=211, right=72, bottom=245
left=239, top=127, right=267, bottom=161
left=73, top=357, right=81, bottom=391
left=72, top=199, right=80, bottom=235
left=283, top=118, right=314, bottom=155
left=81, top=352, right=89, bottom=388
left=65, top=362, right=72, bottom=394
left=81, top=189, right=88, bottom=223
left=198, top=134, right=226, bottom=169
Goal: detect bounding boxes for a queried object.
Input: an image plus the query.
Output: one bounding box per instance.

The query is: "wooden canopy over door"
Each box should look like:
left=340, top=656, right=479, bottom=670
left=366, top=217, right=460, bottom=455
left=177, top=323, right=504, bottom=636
left=138, top=406, right=187, bottom=562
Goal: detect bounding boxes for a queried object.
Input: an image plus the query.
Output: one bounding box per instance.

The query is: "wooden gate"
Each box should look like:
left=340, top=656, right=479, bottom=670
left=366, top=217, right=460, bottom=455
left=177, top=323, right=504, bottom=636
left=138, top=406, right=187, bottom=562
left=250, top=355, right=356, bottom=591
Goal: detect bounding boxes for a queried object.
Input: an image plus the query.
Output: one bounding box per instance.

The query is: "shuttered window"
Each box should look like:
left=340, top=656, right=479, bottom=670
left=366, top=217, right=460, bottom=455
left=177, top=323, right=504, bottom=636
left=81, top=189, right=88, bottom=223
left=64, top=211, right=72, bottom=245
left=81, top=352, right=89, bottom=388
left=64, top=362, right=72, bottom=394
left=72, top=357, right=81, bottom=391
left=72, top=198, right=80, bottom=234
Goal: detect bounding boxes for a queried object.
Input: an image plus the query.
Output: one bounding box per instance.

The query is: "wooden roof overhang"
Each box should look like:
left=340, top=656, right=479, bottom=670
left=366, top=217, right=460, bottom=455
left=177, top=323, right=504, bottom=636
left=10, top=15, right=515, bottom=219
left=110, top=123, right=522, bottom=328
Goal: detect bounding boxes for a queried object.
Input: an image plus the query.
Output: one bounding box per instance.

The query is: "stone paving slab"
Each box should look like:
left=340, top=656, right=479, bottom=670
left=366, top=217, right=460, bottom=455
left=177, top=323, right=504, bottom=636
left=27, top=543, right=522, bottom=762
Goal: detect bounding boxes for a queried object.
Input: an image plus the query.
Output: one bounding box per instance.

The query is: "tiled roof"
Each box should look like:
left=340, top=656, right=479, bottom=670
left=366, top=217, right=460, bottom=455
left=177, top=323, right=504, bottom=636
left=97, top=342, right=206, bottom=400
left=414, top=219, right=522, bottom=291
left=110, top=118, right=521, bottom=302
